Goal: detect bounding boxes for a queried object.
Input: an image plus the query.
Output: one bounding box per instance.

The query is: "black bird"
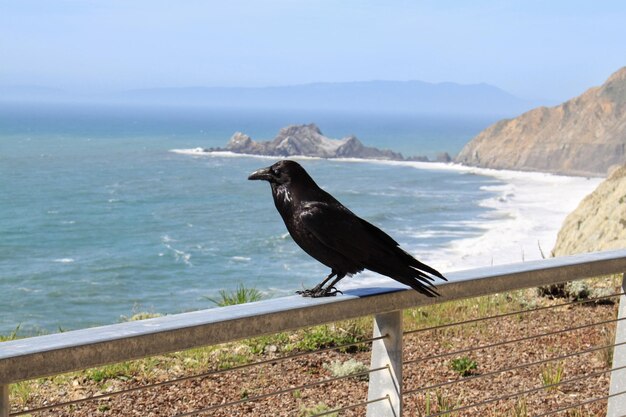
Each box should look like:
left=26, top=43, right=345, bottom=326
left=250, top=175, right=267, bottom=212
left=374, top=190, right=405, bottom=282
left=248, top=160, right=446, bottom=297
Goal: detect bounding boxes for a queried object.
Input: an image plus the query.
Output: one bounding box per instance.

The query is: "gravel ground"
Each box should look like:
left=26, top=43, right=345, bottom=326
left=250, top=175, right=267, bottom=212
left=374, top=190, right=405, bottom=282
left=12, top=297, right=620, bottom=417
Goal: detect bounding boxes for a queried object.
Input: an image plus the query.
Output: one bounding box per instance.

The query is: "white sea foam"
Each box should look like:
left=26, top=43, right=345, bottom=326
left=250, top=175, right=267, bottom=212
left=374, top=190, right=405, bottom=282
left=178, top=251, right=192, bottom=265
left=170, top=147, right=211, bottom=155
left=161, top=234, right=175, bottom=243
left=169, top=149, right=324, bottom=161
left=444, top=168, right=599, bottom=270
left=53, top=258, right=75, bottom=263
left=18, top=287, right=41, bottom=293
left=231, top=256, right=252, bottom=262
left=160, top=235, right=192, bottom=266
left=333, top=160, right=604, bottom=274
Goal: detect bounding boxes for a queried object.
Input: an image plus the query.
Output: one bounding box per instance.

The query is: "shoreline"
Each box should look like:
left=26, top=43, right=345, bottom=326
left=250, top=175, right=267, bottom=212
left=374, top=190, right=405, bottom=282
left=170, top=148, right=606, bottom=179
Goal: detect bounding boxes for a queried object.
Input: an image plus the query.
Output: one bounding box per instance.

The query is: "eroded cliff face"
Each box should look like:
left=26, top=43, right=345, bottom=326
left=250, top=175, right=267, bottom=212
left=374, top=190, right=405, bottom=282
left=553, top=166, right=626, bottom=256
left=456, top=67, right=626, bottom=176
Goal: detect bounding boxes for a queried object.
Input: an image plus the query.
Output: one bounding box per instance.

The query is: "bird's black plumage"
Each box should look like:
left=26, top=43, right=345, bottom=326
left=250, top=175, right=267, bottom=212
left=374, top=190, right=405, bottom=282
left=248, top=160, right=446, bottom=297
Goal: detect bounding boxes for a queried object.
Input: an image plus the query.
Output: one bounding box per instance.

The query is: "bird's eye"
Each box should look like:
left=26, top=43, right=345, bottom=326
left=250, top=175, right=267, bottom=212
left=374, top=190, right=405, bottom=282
left=271, top=167, right=280, bottom=176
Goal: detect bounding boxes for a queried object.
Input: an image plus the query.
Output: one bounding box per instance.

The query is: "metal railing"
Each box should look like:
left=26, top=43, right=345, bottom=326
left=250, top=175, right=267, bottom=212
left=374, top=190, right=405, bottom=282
left=1, top=249, right=626, bottom=416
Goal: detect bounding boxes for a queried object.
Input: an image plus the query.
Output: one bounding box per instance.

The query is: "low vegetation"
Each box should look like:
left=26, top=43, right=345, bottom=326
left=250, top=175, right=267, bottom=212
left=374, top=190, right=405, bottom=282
left=299, top=402, right=338, bottom=417
left=0, top=325, right=21, bottom=342
left=323, top=358, right=370, bottom=381
left=449, top=357, right=478, bottom=377
left=204, top=283, right=264, bottom=306
left=540, top=361, right=565, bottom=391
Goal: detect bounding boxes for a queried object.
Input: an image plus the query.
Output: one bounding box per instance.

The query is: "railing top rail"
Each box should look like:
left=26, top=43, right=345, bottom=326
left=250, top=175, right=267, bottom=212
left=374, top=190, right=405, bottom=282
left=2, top=249, right=626, bottom=384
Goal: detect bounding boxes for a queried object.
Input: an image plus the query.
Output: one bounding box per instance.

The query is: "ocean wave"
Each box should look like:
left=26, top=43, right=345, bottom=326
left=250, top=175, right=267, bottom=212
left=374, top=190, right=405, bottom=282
left=408, top=229, right=480, bottom=239
left=426, top=173, right=602, bottom=272
left=161, top=234, right=176, bottom=243
left=53, top=258, right=75, bottom=263
left=169, top=147, right=211, bottom=155
left=170, top=149, right=279, bottom=160
left=231, top=256, right=252, bottom=262
left=161, top=235, right=192, bottom=266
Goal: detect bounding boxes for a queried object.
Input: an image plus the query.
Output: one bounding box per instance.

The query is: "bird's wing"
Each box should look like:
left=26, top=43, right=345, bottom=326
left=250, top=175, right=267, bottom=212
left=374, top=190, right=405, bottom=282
left=299, top=201, right=390, bottom=263
left=299, top=201, right=444, bottom=295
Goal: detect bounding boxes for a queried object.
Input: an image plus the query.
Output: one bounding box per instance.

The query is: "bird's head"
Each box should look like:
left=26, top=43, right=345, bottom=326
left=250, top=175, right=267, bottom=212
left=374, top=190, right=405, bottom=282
left=248, top=160, right=309, bottom=185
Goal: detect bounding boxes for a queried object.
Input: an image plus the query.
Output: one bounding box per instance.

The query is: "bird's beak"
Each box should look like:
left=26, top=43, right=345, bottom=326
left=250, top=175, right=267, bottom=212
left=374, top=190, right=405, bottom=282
left=248, top=166, right=273, bottom=181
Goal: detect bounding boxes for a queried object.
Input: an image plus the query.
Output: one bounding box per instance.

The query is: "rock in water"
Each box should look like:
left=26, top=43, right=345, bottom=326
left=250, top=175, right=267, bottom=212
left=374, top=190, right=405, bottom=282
left=224, top=123, right=404, bottom=160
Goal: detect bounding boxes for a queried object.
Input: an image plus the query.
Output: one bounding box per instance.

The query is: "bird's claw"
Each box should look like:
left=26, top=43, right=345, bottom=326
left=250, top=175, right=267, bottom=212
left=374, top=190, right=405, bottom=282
left=326, top=286, right=343, bottom=296
left=296, top=286, right=343, bottom=298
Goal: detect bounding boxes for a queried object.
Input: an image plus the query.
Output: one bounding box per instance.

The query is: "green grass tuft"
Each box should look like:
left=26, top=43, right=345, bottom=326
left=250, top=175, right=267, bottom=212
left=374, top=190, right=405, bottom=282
left=205, top=284, right=264, bottom=306
left=299, top=402, right=338, bottom=417
left=0, top=325, right=21, bottom=342
left=540, top=361, right=565, bottom=391
left=449, top=357, right=478, bottom=377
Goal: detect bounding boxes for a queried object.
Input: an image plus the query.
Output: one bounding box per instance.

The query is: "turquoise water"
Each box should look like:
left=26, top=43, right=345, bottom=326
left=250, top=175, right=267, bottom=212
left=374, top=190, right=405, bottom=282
left=0, top=103, right=501, bottom=334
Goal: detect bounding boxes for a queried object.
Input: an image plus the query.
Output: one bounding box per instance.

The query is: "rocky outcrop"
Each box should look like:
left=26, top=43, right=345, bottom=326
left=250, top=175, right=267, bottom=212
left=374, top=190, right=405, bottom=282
left=553, top=165, right=626, bottom=256
left=222, top=124, right=405, bottom=160
left=456, top=67, right=626, bottom=176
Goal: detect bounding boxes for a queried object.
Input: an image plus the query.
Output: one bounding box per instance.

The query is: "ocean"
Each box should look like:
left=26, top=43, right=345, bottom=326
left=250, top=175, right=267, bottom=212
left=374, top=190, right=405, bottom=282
left=0, top=102, right=602, bottom=334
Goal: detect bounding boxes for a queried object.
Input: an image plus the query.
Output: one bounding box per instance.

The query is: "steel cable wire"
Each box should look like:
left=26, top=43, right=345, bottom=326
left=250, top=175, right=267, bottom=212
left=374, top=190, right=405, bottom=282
left=532, top=389, right=626, bottom=417
left=424, top=364, right=626, bottom=417
left=403, top=292, right=623, bottom=337
left=308, top=395, right=390, bottom=417
left=404, top=316, right=624, bottom=366
left=9, top=335, right=386, bottom=416
left=172, top=365, right=390, bottom=417
left=404, top=340, right=626, bottom=396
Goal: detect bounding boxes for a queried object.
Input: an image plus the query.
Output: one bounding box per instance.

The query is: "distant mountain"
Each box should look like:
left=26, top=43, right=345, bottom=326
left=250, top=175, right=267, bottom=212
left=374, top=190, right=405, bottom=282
left=0, top=80, right=545, bottom=117
left=0, top=85, right=68, bottom=101
left=118, top=81, right=538, bottom=116
left=456, top=67, right=626, bottom=176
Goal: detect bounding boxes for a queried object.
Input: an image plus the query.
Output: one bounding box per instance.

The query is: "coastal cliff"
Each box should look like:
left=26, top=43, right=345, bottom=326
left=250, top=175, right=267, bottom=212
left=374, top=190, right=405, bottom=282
left=456, top=67, right=626, bottom=176
left=553, top=166, right=626, bottom=256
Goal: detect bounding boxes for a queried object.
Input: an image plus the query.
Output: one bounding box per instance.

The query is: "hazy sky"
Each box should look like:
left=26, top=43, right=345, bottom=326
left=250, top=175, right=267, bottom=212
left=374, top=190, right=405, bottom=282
left=2, top=0, right=625, bottom=101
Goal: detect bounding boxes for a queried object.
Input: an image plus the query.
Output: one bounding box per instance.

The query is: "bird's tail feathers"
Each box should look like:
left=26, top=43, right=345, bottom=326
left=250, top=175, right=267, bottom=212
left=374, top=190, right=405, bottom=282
left=395, top=252, right=447, bottom=297
left=392, top=272, right=441, bottom=297
left=363, top=238, right=446, bottom=296
left=367, top=258, right=445, bottom=297
left=408, top=257, right=447, bottom=281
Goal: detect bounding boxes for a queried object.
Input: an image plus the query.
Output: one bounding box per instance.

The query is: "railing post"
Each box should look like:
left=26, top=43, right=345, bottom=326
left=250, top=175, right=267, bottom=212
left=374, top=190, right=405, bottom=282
left=608, top=273, right=626, bottom=417
left=0, top=384, right=9, bottom=417
left=367, top=310, right=402, bottom=417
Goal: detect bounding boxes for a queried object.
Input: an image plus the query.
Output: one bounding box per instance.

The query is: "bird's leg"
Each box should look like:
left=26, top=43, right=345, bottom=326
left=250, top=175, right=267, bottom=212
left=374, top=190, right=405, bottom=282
left=298, top=272, right=346, bottom=298
left=297, top=271, right=337, bottom=297
left=321, top=274, right=345, bottom=296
